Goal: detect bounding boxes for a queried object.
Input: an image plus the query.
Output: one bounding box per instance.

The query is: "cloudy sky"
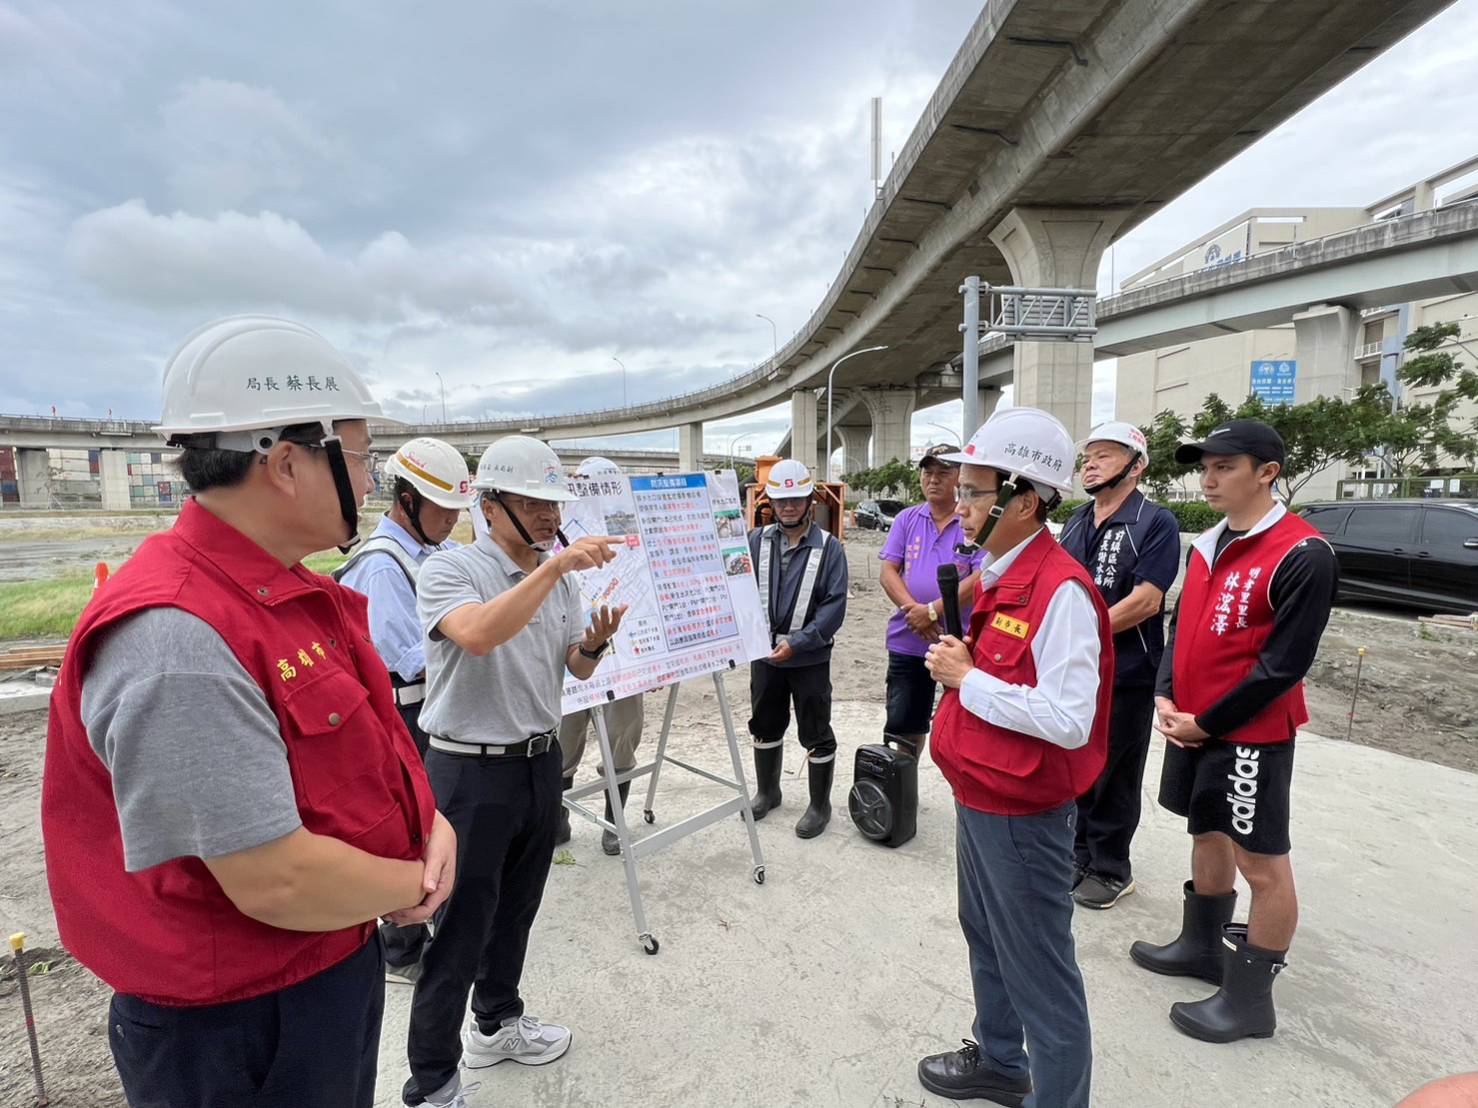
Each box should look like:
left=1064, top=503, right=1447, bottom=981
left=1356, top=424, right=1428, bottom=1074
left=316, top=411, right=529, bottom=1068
left=4, top=0, right=1478, bottom=459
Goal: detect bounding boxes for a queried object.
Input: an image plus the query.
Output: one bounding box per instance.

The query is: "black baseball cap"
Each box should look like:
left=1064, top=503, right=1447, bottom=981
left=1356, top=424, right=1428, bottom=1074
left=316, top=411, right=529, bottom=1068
left=1175, top=419, right=1285, bottom=466
left=918, top=443, right=960, bottom=469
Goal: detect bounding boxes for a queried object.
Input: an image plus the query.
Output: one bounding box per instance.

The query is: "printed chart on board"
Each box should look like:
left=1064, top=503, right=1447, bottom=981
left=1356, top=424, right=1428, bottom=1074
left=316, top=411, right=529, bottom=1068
left=559, top=470, right=770, bottom=714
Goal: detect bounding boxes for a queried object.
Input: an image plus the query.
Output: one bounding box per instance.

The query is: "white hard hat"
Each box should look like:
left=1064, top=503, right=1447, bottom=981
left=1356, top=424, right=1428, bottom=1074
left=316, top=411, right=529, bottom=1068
left=383, top=437, right=475, bottom=509
left=1078, top=420, right=1149, bottom=465
left=156, top=315, right=394, bottom=451
left=765, top=459, right=814, bottom=500
left=473, top=435, right=577, bottom=502
left=942, top=407, right=1076, bottom=497
left=576, top=455, right=622, bottom=479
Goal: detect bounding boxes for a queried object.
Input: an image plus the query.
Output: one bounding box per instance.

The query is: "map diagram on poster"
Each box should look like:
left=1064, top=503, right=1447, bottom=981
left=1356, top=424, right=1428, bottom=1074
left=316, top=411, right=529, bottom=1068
left=559, top=469, right=770, bottom=714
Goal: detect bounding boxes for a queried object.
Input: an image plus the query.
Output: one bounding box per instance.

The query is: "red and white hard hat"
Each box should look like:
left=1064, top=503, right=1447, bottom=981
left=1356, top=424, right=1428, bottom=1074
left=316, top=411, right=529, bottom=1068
left=1078, top=420, right=1149, bottom=465
left=473, top=435, right=577, bottom=502
left=156, top=315, right=395, bottom=451
left=383, top=437, right=475, bottom=509
left=941, top=407, right=1076, bottom=496
left=765, top=458, right=815, bottom=500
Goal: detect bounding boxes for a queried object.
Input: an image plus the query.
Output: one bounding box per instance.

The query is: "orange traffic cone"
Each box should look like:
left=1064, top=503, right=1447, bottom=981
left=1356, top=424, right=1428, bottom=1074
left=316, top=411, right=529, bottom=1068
left=93, top=562, right=109, bottom=591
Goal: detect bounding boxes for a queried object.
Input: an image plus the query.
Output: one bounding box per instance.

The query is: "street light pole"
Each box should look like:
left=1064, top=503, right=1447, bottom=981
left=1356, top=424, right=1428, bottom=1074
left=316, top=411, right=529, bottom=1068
left=927, top=421, right=962, bottom=446
left=612, top=356, right=627, bottom=408
left=727, top=431, right=754, bottom=471
left=434, top=372, right=446, bottom=423
left=825, top=345, right=888, bottom=482
left=756, top=313, right=778, bottom=358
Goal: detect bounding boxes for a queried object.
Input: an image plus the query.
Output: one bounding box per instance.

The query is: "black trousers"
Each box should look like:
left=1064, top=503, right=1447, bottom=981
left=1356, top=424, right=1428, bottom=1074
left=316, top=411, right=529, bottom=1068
left=1073, top=687, right=1156, bottom=882
left=381, top=699, right=431, bottom=968
left=109, top=937, right=383, bottom=1108
left=748, top=659, right=836, bottom=757
left=405, top=743, right=562, bottom=1102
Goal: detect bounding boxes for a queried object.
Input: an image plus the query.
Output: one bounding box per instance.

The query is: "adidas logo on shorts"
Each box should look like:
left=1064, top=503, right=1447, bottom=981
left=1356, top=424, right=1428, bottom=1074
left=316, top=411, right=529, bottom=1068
left=1225, top=745, right=1261, bottom=835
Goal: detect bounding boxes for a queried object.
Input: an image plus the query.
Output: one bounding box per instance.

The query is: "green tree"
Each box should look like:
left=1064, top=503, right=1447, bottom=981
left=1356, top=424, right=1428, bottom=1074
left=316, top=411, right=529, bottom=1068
left=1139, top=388, right=1385, bottom=506
left=1372, top=322, right=1478, bottom=477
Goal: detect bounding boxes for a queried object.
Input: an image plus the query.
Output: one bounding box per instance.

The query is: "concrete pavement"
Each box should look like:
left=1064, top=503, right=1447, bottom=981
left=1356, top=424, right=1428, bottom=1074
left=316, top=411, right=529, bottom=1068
left=372, top=695, right=1478, bottom=1107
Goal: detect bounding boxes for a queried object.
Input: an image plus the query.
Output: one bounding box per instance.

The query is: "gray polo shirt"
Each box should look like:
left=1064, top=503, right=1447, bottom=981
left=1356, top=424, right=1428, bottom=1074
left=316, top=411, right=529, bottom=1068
left=417, top=534, right=584, bottom=745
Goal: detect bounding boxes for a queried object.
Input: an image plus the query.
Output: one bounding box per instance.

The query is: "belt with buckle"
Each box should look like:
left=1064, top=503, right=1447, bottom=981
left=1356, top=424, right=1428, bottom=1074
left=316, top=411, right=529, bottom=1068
left=428, top=729, right=557, bottom=759
left=394, top=682, right=425, bottom=707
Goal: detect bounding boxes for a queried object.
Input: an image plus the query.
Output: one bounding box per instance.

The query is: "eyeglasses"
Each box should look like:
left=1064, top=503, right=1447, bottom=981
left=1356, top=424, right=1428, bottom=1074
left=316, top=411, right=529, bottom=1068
left=502, top=494, right=562, bottom=516
left=340, top=448, right=378, bottom=475
left=955, top=485, right=1000, bottom=503
left=301, top=443, right=379, bottom=474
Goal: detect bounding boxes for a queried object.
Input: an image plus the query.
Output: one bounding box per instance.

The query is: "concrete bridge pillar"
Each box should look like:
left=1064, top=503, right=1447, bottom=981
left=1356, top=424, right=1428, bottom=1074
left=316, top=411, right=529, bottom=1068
left=17, top=448, right=51, bottom=508
left=789, top=390, right=820, bottom=475
left=677, top=422, right=704, bottom=472
left=1292, top=304, right=1358, bottom=404
left=838, top=425, right=871, bottom=475
left=861, top=387, right=917, bottom=466
left=99, top=449, right=131, bottom=511
left=988, top=207, right=1129, bottom=444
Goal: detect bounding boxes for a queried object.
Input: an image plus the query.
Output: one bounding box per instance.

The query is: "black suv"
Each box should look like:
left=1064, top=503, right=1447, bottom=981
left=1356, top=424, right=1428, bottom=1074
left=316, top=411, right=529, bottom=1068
left=856, top=499, right=905, bottom=531
left=1300, top=500, right=1478, bottom=614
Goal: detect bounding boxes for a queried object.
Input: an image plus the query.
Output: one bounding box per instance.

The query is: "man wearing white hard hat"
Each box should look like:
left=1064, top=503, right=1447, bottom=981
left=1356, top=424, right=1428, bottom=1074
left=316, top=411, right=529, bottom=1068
left=43, top=316, right=454, bottom=1107
left=746, top=458, right=849, bottom=839
left=1057, top=421, right=1180, bottom=911
left=917, top=408, right=1112, bottom=1108
left=404, top=435, right=625, bottom=1108
left=555, top=455, right=647, bottom=856
left=335, top=436, right=474, bottom=982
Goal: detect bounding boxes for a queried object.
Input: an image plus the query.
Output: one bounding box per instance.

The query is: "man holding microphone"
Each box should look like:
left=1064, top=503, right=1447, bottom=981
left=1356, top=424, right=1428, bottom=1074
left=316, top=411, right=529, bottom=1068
left=916, top=408, right=1112, bottom=1108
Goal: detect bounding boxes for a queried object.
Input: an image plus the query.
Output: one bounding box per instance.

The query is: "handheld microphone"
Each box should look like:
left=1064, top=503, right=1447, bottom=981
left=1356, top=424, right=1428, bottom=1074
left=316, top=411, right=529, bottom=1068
left=936, top=563, right=964, bottom=639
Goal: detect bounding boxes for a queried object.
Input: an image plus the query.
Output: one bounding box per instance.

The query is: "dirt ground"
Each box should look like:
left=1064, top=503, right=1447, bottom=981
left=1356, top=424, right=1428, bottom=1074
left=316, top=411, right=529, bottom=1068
left=0, top=524, right=1474, bottom=1104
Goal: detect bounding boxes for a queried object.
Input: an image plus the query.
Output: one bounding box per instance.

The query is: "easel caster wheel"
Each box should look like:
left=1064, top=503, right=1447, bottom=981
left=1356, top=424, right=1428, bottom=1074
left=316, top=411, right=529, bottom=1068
left=643, top=809, right=655, bottom=825
left=641, top=934, right=660, bottom=955
left=752, top=866, right=766, bottom=886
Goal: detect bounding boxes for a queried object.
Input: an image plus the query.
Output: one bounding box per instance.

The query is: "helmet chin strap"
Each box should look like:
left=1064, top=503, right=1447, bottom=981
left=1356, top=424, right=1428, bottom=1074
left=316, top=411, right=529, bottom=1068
left=491, top=490, right=569, bottom=553
left=775, top=499, right=812, bottom=532
left=1083, top=452, right=1141, bottom=496
left=954, top=474, right=1021, bottom=557
left=398, top=486, right=436, bottom=548
left=320, top=437, right=361, bottom=554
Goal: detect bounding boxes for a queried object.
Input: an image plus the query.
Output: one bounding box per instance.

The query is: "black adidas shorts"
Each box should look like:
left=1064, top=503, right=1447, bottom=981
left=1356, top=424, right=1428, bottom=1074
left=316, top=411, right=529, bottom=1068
left=1158, top=737, right=1295, bottom=856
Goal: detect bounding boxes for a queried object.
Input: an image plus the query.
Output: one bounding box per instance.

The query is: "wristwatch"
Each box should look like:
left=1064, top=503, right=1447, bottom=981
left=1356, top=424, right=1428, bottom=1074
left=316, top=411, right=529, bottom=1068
left=579, top=640, right=611, bottom=661
left=927, top=601, right=939, bottom=622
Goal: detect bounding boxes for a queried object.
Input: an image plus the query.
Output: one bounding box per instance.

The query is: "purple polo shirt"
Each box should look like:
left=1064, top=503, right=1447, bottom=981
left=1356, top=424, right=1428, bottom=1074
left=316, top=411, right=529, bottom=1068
left=879, top=504, right=984, bottom=657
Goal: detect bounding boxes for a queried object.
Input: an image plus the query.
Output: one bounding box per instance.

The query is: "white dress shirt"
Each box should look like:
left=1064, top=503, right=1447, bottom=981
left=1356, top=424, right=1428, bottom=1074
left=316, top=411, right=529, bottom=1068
left=956, top=529, right=1102, bottom=750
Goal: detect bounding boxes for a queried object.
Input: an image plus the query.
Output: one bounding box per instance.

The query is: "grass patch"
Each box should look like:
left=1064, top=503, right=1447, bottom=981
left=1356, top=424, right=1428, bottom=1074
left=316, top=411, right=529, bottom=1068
left=0, top=576, right=93, bottom=641
left=0, top=553, right=350, bottom=642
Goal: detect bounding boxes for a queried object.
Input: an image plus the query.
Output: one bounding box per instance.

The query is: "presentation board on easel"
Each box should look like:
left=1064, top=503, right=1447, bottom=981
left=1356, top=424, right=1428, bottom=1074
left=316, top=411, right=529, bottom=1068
left=558, top=469, right=770, bottom=714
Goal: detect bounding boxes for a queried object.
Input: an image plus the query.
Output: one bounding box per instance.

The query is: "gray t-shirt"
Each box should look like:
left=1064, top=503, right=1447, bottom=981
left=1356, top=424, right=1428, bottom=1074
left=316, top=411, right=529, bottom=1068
left=79, top=607, right=303, bottom=872
left=417, top=535, right=584, bottom=745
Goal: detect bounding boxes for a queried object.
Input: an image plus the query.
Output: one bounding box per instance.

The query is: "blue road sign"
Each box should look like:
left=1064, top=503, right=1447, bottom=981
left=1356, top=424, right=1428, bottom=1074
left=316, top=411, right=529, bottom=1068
left=1250, top=360, right=1297, bottom=405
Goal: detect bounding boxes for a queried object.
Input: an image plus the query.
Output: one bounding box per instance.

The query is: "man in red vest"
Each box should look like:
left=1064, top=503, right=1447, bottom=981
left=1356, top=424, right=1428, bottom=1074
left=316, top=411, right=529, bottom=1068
left=42, top=316, right=456, bottom=1107
left=1131, top=419, right=1337, bottom=1043
left=917, top=408, right=1113, bottom=1108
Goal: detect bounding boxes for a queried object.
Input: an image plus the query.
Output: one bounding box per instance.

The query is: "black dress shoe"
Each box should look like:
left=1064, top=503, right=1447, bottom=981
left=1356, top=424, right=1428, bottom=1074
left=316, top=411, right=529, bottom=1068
left=917, top=1039, right=1032, bottom=1106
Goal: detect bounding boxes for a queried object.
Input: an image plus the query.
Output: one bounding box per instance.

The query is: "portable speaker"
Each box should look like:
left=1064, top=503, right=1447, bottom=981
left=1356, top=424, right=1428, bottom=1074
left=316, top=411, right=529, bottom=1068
left=848, top=738, right=918, bottom=848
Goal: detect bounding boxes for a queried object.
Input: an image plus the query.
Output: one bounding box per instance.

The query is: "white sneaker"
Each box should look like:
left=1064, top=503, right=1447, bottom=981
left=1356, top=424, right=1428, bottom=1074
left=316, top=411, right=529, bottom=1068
left=462, top=1014, right=572, bottom=1068
left=422, top=1077, right=481, bottom=1107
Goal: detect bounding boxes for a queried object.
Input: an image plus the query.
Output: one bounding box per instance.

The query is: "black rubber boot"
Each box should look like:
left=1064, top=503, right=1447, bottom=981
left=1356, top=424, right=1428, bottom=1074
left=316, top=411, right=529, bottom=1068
left=601, top=780, right=631, bottom=856
left=794, top=756, right=835, bottom=839
left=1129, top=880, right=1236, bottom=985
left=555, top=775, right=574, bottom=846
left=748, top=743, right=783, bottom=820
left=1169, top=924, right=1285, bottom=1043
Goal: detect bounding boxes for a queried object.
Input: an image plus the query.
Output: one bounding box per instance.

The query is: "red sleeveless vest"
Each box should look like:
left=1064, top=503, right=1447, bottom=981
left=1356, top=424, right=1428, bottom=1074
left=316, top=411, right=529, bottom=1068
left=1172, top=506, right=1325, bottom=745
left=43, top=499, right=436, bottom=1006
left=931, top=530, right=1114, bottom=815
